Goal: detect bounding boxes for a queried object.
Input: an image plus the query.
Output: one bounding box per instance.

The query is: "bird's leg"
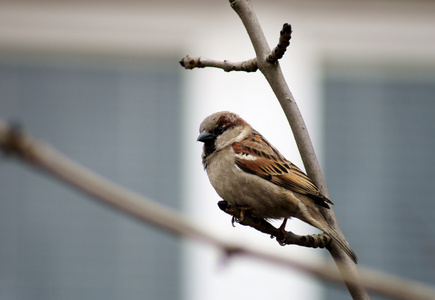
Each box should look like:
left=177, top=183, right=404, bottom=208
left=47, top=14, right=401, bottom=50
left=276, top=218, right=289, bottom=245
left=238, top=206, right=252, bottom=222
left=230, top=206, right=252, bottom=226
left=278, top=218, right=288, bottom=234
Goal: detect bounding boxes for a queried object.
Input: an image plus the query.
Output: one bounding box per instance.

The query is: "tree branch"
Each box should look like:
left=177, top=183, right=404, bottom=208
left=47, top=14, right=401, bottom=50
left=218, top=200, right=332, bottom=249
left=226, top=0, right=368, bottom=298
left=179, top=0, right=367, bottom=296
left=179, top=23, right=291, bottom=72
left=267, top=23, right=292, bottom=64
left=179, top=55, right=258, bottom=72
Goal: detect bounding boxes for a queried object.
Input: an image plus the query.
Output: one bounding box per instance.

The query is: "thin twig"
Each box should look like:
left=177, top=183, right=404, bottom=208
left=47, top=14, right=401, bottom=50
left=179, top=55, right=258, bottom=72
left=179, top=23, right=293, bottom=72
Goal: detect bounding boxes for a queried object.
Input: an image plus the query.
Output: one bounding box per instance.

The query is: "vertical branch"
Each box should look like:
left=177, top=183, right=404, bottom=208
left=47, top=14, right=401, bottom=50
left=229, top=0, right=370, bottom=299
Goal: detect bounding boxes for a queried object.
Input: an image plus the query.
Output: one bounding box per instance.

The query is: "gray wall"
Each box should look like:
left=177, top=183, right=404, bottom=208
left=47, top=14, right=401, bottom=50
left=323, top=71, right=435, bottom=299
left=0, top=61, right=182, bottom=300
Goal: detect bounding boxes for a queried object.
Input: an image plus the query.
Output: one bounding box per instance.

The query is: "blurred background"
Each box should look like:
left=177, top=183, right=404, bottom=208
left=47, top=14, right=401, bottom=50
left=1, top=0, right=435, bottom=299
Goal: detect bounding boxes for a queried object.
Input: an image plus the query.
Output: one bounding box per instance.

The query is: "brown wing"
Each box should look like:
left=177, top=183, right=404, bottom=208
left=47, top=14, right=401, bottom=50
left=232, top=133, right=332, bottom=208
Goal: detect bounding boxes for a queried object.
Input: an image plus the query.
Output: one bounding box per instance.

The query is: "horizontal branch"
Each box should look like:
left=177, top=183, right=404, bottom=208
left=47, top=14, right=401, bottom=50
left=1, top=118, right=435, bottom=300
left=178, top=23, right=291, bottom=72
left=218, top=200, right=331, bottom=249
left=179, top=55, right=258, bottom=72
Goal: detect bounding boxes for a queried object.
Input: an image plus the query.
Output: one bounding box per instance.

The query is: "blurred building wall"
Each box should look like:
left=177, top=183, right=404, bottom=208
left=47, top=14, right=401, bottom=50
left=0, top=62, right=183, bottom=299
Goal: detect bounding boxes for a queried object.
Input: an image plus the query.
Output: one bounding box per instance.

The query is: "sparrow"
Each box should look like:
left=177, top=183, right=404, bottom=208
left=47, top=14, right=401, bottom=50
left=197, top=111, right=357, bottom=263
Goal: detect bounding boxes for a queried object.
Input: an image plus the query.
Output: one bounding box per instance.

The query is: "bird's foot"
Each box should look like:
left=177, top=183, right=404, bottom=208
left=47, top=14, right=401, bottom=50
left=231, top=206, right=252, bottom=226
left=276, top=218, right=288, bottom=246
left=217, top=201, right=252, bottom=227
left=238, top=206, right=252, bottom=222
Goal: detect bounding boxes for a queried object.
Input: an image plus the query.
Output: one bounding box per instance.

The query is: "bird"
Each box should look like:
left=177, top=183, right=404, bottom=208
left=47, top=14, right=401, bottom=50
left=197, top=111, right=357, bottom=263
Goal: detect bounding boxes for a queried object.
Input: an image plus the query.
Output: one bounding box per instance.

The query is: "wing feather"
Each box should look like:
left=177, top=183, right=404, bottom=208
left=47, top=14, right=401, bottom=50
left=232, top=133, right=332, bottom=208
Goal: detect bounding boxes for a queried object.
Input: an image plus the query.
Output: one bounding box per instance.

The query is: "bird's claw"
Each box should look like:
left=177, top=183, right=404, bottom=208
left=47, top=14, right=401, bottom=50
left=276, top=218, right=289, bottom=246
left=230, top=206, right=252, bottom=226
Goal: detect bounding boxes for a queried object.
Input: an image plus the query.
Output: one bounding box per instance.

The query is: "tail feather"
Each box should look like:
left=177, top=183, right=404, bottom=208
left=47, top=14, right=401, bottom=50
left=297, top=198, right=358, bottom=263
left=325, top=227, right=358, bottom=264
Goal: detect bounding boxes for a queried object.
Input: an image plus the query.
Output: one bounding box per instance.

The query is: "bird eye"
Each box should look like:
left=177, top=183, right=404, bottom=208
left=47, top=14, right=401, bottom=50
left=215, top=126, right=225, bottom=135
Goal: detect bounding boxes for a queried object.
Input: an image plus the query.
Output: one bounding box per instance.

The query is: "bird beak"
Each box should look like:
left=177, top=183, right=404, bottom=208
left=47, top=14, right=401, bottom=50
left=197, top=130, right=215, bottom=142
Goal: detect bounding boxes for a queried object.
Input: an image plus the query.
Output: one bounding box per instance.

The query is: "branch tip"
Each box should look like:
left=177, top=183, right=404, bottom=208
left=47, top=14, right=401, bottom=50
left=282, top=23, right=292, bottom=35
left=266, top=23, right=293, bottom=64
left=179, top=55, right=203, bottom=70
left=0, top=121, right=27, bottom=157
left=218, top=200, right=229, bottom=211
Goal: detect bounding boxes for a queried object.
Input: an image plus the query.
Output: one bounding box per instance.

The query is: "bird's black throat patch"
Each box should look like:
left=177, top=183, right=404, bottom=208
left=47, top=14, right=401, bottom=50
left=202, top=142, right=216, bottom=169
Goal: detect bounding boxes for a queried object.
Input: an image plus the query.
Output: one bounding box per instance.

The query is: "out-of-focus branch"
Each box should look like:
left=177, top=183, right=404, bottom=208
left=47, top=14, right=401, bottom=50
left=1, top=119, right=435, bottom=300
